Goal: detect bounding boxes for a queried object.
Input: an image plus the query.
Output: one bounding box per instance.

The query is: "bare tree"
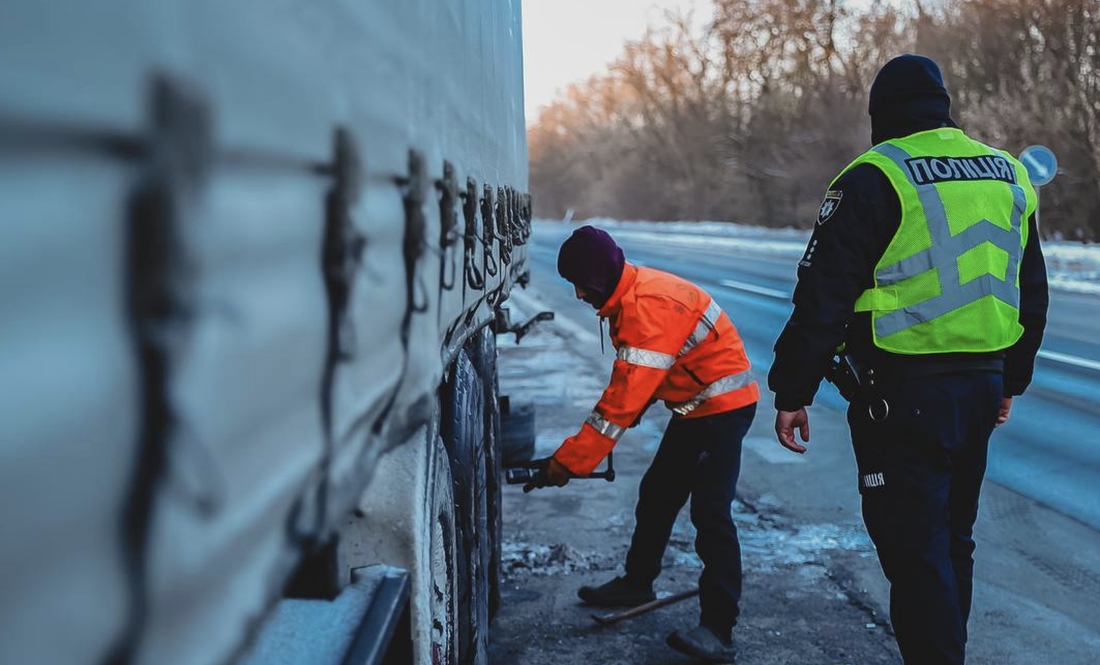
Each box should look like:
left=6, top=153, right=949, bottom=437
left=528, top=0, right=1099, bottom=239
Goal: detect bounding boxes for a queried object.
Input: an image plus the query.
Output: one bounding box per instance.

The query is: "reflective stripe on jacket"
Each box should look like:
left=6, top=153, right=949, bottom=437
left=553, top=264, right=759, bottom=476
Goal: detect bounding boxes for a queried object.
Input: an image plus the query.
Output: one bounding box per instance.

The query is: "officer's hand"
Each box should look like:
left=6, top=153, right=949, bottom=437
left=776, top=408, right=810, bottom=454
left=995, top=397, right=1013, bottom=427
left=522, top=458, right=572, bottom=493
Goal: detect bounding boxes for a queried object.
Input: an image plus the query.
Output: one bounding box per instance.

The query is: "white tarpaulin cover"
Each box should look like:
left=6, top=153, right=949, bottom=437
left=0, top=1, right=528, bottom=663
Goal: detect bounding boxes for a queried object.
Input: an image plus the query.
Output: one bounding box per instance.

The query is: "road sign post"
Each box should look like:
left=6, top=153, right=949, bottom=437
left=1019, top=145, right=1058, bottom=229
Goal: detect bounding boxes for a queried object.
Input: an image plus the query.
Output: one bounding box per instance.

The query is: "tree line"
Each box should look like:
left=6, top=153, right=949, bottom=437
left=528, top=0, right=1100, bottom=240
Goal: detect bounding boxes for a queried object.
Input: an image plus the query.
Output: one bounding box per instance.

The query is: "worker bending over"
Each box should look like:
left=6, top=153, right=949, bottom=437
left=528, top=226, right=758, bottom=663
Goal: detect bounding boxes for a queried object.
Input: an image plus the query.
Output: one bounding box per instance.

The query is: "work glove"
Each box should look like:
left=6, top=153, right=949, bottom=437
left=522, top=457, right=572, bottom=493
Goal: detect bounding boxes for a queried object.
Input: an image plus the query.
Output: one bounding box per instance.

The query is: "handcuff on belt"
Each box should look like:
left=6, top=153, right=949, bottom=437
left=826, top=353, right=890, bottom=422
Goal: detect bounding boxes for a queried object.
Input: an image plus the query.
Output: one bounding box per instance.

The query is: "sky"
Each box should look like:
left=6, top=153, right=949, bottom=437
left=521, top=0, right=709, bottom=125
left=521, top=0, right=889, bottom=126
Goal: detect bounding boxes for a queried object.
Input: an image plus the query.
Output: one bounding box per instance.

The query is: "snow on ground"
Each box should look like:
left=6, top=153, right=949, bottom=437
left=1043, top=241, right=1100, bottom=294
left=586, top=218, right=809, bottom=260
left=545, top=218, right=1100, bottom=295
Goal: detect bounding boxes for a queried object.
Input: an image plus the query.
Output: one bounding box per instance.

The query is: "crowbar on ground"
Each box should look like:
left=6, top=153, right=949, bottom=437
left=590, top=588, right=700, bottom=626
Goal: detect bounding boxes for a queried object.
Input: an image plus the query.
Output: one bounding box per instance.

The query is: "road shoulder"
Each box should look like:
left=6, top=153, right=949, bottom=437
left=490, top=286, right=900, bottom=665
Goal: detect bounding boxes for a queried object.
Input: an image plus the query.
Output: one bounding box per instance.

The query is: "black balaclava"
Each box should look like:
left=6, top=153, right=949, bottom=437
left=556, top=226, right=626, bottom=309
left=868, top=54, right=958, bottom=145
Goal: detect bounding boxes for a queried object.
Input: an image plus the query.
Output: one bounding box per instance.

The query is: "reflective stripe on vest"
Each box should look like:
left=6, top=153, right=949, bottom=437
left=857, top=142, right=1026, bottom=340
left=585, top=410, right=626, bottom=440
left=668, top=371, right=755, bottom=416
left=680, top=299, right=723, bottom=355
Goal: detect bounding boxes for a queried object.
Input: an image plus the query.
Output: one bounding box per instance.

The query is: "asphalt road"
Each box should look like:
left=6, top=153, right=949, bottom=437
left=489, top=222, right=1100, bottom=664
left=528, top=222, right=1100, bottom=530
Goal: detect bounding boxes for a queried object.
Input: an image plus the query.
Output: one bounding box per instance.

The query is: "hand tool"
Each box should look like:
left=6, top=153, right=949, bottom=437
left=504, top=451, right=616, bottom=486
left=590, top=588, right=700, bottom=626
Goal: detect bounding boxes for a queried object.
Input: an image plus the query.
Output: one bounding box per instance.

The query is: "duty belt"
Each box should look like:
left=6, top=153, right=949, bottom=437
left=669, top=371, right=754, bottom=416
left=876, top=357, right=1004, bottom=380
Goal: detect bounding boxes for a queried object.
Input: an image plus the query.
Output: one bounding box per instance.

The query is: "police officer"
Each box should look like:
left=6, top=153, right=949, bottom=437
left=527, top=226, right=759, bottom=663
left=769, top=55, right=1048, bottom=665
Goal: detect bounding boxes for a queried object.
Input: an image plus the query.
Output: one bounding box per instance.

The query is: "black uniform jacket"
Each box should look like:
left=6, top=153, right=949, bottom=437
left=768, top=161, right=1049, bottom=412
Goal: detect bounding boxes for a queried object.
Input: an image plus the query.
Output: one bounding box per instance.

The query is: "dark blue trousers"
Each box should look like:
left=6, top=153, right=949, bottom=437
left=848, top=372, right=1002, bottom=665
left=624, top=403, right=756, bottom=640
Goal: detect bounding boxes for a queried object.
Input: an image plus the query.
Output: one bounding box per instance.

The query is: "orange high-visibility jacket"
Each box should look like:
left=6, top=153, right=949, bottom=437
left=553, top=263, right=760, bottom=476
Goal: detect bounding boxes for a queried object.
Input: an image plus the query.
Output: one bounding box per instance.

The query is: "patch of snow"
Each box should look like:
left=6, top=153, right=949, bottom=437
left=582, top=218, right=810, bottom=242
left=739, top=522, right=875, bottom=574
left=605, top=511, right=630, bottom=528
left=748, top=494, right=782, bottom=510
left=582, top=218, right=808, bottom=260
left=662, top=496, right=875, bottom=576
left=501, top=540, right=610, bottom=578
left=672, top=551, right=704, bottom=568
left=1044, top=242, right=1100, bottom=295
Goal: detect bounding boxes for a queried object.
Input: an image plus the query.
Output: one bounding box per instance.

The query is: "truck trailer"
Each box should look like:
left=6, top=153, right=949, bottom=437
left=0, top=2, right=532, bottom=664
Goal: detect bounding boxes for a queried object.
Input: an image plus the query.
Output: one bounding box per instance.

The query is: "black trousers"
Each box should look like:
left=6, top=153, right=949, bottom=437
left=624, top=403, right=756, bottom=639
left=848, top=372, right=1002, bottom=665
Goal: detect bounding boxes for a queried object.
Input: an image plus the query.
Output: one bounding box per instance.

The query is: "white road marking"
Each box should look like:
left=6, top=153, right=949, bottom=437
left=719, top=279, right=790, bottom=301
left=1037, top=349, right=1100, bottom=372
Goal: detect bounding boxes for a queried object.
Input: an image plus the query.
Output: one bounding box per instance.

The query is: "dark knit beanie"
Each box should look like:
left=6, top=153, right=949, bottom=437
left=556, top=226, right=625, bottom=308
left=868, top=54, right=954, bottom=144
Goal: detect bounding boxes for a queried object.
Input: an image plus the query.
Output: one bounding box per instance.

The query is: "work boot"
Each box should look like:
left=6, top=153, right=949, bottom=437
left=576, top=576, right=655, bottom=607
left=666, top=626, right=737, bottom=663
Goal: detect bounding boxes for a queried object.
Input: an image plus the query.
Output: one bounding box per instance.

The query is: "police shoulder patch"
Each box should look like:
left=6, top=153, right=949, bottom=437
left=817, top=190, right=843, bottom=225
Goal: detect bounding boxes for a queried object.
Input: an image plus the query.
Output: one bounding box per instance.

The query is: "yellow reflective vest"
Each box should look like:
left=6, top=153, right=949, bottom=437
left=834, top=128, right=1037, bottom=354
